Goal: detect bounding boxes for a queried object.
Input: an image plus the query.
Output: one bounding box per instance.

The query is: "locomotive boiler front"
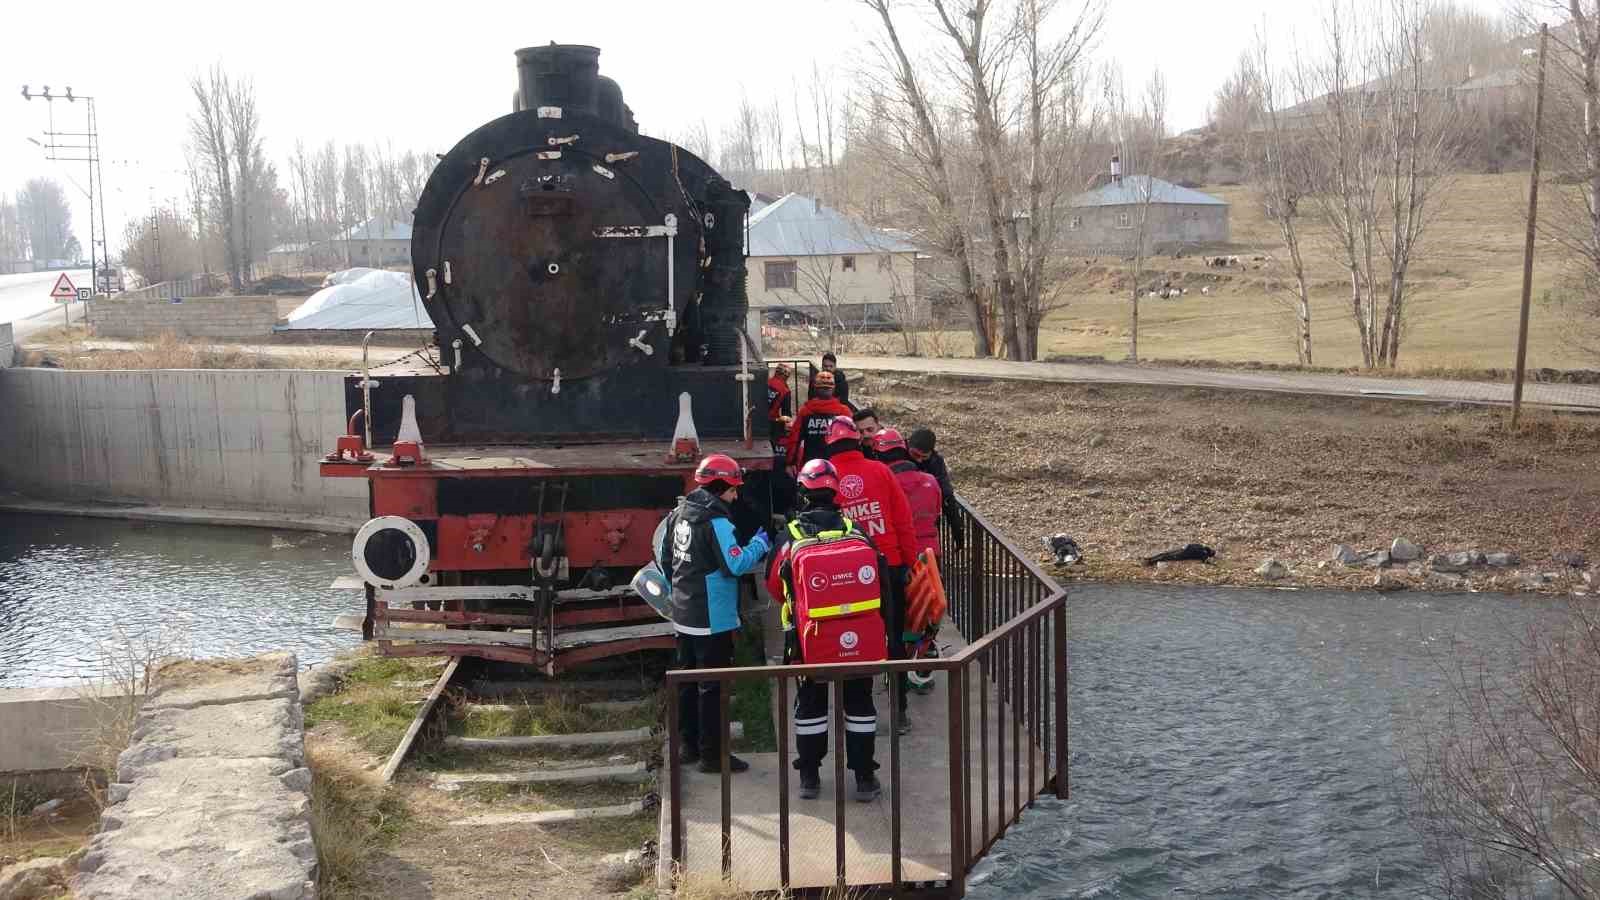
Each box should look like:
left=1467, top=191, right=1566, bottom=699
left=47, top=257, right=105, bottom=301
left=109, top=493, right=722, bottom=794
left=406, top=43, right=752, bottom=442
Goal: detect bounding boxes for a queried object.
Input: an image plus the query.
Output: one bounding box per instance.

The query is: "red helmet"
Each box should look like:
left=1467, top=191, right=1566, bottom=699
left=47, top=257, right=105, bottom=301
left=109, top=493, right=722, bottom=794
left=824, top=415, right=860, bottom=445
left=796, top=459, right=839, bottom=493
left=693, top=453, right=744, bottom=487
left=872, top=427, right=907, bottom=454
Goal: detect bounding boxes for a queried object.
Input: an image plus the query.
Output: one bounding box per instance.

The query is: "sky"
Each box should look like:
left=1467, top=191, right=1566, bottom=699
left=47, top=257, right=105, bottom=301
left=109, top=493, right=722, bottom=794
left=0, top=0, right=1507, bottom=262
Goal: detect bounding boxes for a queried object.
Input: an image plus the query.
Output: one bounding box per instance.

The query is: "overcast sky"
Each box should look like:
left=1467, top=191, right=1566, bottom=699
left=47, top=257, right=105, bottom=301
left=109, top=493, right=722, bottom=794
left=0, top=0, right=1507, bottom=261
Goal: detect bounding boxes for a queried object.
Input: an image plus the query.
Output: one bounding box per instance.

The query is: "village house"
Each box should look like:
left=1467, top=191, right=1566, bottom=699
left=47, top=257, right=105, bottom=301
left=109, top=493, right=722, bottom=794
left=1063, top=166, right=1230, bottom=255
left=744, top=193, right=920, bottom=337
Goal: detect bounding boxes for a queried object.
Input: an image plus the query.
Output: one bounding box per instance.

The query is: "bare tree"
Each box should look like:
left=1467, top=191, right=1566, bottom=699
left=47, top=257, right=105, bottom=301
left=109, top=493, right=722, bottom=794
left=184, top=154, right=212, bottom=275
left=1299, top=0, right=1462, bottom=369
left=0, top=197, right=25, bottom=262
left=225, top=74, right=262, bottom=282
left=15, top=177, right=77, bottom=261
left=1408, top=602, right=1600, bottom=899
left=1211, top=51, right=1265, bottom=134
left=1373, top=0, right=1464, bottom=367
left=1249, top=34, right=1317, bottom=364
left=1106, top=66, right=1167, bottom=362
left=931, top=0, right=1026, bottom=359
left=1014, top=0, right=1105, bottom=360
left=122, top=208, right=200, bottom=284
left=1301, top=1, right=1385, bottom=367
left=189, top=66, right=240, bottom=290
left=1526, top=2, right=1600, bottom=361
left=859, top=0, right=992, bottom=356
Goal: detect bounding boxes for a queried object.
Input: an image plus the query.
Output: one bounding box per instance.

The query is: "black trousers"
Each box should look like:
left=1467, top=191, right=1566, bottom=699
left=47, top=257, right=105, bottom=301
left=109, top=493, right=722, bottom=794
left=794, top=677, right=878, bottom=776
left=886, top=566, right=909, bottom=715
left=675, top=630, right=736, bottom=758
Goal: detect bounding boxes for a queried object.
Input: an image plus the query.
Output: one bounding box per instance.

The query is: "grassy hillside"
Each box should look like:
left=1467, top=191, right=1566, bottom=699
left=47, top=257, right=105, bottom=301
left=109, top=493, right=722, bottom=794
left=999, top=173, right=1592, bottom=371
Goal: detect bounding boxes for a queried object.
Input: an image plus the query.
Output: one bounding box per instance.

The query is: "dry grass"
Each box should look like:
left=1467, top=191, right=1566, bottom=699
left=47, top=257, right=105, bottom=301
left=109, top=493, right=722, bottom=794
left=24, top=330, right=363, bottom=371
left=774, top=173, right=1597, bottom=372
left=307, top=742, right=410, bottom=899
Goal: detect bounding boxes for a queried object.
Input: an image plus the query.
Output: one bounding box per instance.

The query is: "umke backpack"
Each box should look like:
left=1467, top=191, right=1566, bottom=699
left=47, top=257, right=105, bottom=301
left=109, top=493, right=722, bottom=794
left=783, top=521, right=888, bottom=665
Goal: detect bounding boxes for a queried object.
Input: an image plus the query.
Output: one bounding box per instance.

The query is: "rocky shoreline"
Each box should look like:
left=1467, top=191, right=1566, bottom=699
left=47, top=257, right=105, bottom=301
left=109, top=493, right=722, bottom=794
left=1044, top=541, right=1596, bottom=598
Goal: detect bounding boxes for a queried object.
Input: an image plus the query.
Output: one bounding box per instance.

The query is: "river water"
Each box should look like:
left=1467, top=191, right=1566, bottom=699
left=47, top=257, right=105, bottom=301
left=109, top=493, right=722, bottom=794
left=0, top=516, right=1562, bottom=894
left=969, top=583, right=1559, bottom=899
left=0, top=513, right=357, bottom=686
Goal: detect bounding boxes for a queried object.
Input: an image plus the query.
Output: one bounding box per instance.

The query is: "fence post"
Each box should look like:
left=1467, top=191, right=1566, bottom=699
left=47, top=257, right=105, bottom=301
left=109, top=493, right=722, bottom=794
left=968, top=521, right=983, bottom=638
left=1053, top=601, right=1069, bottom=800
left=946, top=665, right=967, bottom=895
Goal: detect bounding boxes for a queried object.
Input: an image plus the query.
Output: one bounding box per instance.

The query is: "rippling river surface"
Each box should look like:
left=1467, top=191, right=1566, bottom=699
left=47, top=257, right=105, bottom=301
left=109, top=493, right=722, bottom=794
left=0, top=513, right=357, bottom=686
left=969, top=583, right=1557, bottom=900
left=0, top=518, right=1562, bottom=893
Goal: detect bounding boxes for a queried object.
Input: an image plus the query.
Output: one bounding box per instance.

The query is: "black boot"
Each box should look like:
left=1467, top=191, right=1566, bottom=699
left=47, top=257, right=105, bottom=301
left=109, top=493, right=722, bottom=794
left=798, top=769, right=821, bottom=799
left=698, top=753, right=751, bottom=774
left=854, top=773, right=882, bottom=802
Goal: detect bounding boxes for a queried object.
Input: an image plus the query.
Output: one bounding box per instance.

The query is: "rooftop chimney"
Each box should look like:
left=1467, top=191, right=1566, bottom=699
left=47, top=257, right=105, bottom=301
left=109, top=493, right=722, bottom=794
left=1110, top=154, right=1122, bottom=185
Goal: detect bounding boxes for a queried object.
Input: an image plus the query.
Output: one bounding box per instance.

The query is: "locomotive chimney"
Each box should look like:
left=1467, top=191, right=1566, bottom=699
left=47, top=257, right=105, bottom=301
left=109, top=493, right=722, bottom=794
left=516, top=43, right=602, bottom=116
left=515, top=43, right=634, bottom=131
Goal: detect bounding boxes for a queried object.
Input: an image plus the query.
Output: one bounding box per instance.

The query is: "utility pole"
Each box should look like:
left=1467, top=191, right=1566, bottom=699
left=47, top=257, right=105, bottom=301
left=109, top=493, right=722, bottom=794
left=21, top=84, right=105, bottom=310
left=1512, top=24, right=1549, bottom=430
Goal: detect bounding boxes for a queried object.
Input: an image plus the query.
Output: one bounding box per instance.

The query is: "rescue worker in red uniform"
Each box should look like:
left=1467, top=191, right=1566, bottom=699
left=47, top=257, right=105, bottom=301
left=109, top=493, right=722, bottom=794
left=766, top=364, right=794, bottom=450
left=823, top=415, right=918, bottom=731
left=783, top=370, right=852, bottom=472
left=765, top=459, right=883, bottom=801
left=872, top=428, right=943, bottom=560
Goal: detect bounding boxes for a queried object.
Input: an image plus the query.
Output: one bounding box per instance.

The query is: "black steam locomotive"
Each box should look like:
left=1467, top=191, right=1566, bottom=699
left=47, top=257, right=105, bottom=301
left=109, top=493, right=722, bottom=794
left=322, top=44, right=781, bottom=673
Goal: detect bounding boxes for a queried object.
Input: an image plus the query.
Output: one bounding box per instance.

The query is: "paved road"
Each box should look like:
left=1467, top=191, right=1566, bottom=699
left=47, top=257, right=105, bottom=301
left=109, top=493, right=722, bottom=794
left=0, top=269, right=93, bottom=338
left=837, top=354, right=1600, bottom=411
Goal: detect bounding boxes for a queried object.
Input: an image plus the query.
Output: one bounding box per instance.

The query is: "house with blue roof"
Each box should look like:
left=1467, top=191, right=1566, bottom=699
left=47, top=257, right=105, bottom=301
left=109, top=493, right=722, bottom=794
left=744, top=193, right=921, bottom=333
left=1065, top=172, right=1229, bottom=254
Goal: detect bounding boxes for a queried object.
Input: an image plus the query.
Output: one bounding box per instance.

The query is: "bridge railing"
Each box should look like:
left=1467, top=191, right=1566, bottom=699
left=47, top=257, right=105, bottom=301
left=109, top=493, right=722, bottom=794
left=663, top=494, right=1066, bottom=897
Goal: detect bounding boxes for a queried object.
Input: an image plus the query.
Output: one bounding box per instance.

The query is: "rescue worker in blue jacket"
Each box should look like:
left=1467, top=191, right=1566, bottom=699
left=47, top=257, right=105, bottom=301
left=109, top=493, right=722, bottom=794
left=662, top=453, right=771, bottom=773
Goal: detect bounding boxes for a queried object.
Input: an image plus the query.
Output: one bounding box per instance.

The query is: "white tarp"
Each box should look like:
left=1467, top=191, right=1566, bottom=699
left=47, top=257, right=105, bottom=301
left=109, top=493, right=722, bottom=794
left=283, top=270, right=433, bottom=331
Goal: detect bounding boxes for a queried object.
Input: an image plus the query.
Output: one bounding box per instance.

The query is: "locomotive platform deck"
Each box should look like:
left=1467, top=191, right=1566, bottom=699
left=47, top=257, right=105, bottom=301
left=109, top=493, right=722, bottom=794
left=357, top=439, right=776, bottom=476
left=662, top=623, right=1047, bottom=893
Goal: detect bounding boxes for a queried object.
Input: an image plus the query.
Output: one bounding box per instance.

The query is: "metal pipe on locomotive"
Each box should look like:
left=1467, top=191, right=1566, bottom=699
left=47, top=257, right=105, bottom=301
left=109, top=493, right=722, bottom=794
left=321, top=43, right=777, bottom=674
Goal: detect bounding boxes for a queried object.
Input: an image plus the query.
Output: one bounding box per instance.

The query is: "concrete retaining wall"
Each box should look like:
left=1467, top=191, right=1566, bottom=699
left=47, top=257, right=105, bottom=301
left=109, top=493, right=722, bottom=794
left=87, top=294, right=280, bottom=339
left=0, top=684, right=135, bottom=773
left=76, top=653, right=317, bottom=899
left=0, top=367, right=366, bottom=522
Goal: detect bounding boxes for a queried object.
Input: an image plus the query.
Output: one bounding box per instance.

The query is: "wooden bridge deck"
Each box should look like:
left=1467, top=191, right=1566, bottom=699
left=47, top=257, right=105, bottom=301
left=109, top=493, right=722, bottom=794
left=662, top=623, right=1048, bottom=892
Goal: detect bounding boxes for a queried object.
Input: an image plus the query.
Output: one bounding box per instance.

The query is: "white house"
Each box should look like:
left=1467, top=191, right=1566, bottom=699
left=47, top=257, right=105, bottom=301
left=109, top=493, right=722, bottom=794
left=744, top=193, right=920, bottom=336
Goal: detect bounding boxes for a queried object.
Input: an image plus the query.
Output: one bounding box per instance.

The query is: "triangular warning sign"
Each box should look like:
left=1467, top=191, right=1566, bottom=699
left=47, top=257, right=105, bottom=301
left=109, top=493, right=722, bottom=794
left=49, top=273, right=77, bottom=300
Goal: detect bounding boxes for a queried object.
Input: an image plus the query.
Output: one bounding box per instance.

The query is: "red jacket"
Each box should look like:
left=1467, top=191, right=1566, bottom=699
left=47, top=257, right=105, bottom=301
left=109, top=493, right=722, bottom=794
left=783, top=396, right=853, bottom=468
left=828, top=449, right=918, bottom=567
left=890, top=461, right=942, bottom=559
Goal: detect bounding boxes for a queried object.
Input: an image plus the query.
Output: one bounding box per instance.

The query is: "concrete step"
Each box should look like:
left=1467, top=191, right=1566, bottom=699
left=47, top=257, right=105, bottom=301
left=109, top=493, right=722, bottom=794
left=433, top=761, right=650, bottom=789
left=583, top=697, right=654, bottom=714
left=467, top=678, right=647, bottom=697
left=448, top=799, right=647, bottom=827
left=444, top=722, right=742, bottom=751
left=462, top=697, right=653, bottom=715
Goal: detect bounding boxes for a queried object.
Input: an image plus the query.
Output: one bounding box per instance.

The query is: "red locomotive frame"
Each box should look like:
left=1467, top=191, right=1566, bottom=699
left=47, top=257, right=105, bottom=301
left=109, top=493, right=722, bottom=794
left=323, top=433, right=775, bottom=674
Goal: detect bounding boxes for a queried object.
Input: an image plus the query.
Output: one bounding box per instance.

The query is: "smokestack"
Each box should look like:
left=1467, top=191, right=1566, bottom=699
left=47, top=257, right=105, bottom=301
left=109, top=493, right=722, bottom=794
left=1110, top=154, right=1122, bottom=185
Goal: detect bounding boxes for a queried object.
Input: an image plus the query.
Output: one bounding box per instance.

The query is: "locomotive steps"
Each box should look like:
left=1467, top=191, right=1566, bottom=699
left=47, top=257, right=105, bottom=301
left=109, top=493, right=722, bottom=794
left=303, top=651, right=672, bottom=890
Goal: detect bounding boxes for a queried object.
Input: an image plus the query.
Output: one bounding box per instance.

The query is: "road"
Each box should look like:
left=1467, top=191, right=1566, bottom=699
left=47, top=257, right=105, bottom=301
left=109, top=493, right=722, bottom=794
left=0, top=269, right=93, bottom=338
left=835, top=354, right=1600, bottom=412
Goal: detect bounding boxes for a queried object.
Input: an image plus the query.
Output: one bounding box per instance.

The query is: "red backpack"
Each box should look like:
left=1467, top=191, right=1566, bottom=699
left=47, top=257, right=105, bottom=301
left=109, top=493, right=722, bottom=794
left=783, top=521, right=887, bottom=665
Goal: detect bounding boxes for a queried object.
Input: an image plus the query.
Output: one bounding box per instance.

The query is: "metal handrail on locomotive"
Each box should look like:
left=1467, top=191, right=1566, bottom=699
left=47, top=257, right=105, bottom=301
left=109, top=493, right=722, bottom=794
left=321, top=43, right=778, bottom=674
